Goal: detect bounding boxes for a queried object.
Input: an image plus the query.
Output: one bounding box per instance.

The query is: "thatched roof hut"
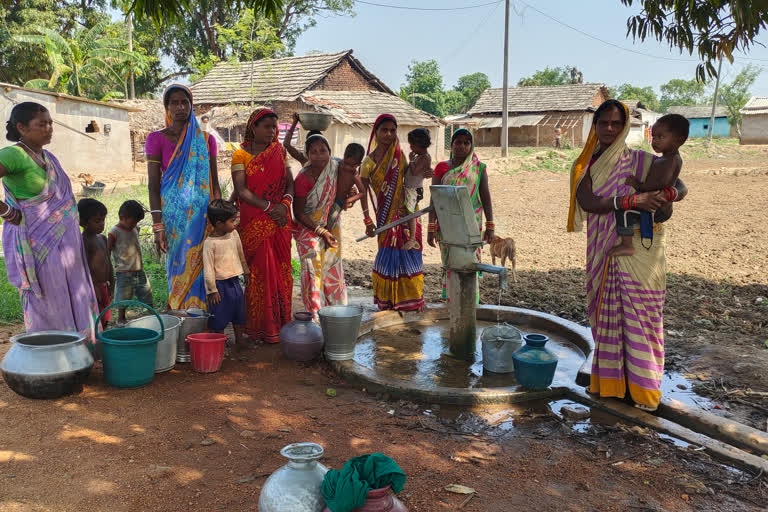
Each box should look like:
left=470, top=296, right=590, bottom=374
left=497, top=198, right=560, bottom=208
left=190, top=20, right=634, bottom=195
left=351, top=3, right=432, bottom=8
left=111, top=99, right=166, bottom=138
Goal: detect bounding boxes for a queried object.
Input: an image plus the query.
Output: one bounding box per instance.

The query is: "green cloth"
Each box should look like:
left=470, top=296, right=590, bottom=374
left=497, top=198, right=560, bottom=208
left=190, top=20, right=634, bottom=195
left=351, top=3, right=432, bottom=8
left=321, top=453, right=406, bottom=512
left=0, top=145, right=46, bottom=199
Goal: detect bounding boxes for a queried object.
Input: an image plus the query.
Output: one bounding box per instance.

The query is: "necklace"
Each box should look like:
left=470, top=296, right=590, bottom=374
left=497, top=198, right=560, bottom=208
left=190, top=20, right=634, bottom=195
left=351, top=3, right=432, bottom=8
left=18, top=140, right=46, bottom=168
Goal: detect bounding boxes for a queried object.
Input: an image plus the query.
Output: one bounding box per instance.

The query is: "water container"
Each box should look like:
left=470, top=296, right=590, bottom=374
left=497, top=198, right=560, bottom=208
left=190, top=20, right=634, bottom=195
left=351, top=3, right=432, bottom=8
left=512, top=333, right=559, bottom=390
left=280, top=312, right=324, bottom=361
left=481, top=323, right=523, bottom=374
left=318, top=306, right=363, bottom=361
left=125, top=314, right=181, bottom=372
left=259, top=443, right=329, bottom=512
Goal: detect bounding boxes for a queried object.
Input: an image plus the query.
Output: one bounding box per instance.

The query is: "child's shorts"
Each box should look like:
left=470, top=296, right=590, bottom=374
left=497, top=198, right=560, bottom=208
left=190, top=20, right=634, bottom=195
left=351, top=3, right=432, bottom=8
left=208, top=276, right=246, bottom=330
left=114, top=270, right=153, bottom=306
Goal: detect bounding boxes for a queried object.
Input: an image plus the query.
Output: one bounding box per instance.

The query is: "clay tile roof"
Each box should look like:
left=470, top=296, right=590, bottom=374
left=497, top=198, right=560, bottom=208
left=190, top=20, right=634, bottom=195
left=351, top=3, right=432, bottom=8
left=667, top=105, right=728, bottom=119
left=740, top=96, right=768, bottom=115
left=189, top=50, right=393, bottom=104
left=467, top=83, right=609, bottom=115
left=300, top=90, right=441, bottom=126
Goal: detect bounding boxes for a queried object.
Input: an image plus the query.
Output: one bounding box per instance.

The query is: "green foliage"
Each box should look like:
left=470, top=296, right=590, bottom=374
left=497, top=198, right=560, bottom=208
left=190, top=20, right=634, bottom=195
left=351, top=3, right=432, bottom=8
left=614, top=83, right=660, bottom=112
left=401, top=59, right=445, bottom=117
left=155, top=0, right=353, bottom=77
left=291, top=258, right=300, bottom=279
left=717, top=64, right=762, bottom=134
left=621, top=0, right=768, bottom=80
left=517, top=66, right=583, bottom=87
left=659, top=78, right=707, bottom=112
left=131, top=0, right=284, bottom=25
left=0, top=258, right=23, bottom=323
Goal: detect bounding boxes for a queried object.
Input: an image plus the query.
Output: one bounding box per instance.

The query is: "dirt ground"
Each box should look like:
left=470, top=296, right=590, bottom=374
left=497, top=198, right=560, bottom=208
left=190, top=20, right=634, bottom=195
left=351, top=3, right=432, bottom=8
left=2, top=144, right=767, bottom=511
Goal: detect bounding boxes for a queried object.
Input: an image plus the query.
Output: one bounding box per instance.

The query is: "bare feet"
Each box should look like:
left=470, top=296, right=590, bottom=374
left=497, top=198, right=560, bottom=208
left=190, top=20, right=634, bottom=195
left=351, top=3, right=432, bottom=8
left=634, top=403, right=657, bottom=412
left=417, top=303, right=428, bottom=313
left=403, top=239, right=420, bottom=251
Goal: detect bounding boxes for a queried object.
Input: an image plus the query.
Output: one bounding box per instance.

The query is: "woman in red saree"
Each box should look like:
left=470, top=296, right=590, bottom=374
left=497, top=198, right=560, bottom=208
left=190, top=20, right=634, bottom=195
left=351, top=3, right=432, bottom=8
left=231, top=109, right=295, bottom=343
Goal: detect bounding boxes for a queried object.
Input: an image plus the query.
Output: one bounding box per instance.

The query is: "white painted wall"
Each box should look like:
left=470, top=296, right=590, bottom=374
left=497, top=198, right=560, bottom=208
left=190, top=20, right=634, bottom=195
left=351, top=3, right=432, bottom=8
left=0, top=88, right=133, bottom=178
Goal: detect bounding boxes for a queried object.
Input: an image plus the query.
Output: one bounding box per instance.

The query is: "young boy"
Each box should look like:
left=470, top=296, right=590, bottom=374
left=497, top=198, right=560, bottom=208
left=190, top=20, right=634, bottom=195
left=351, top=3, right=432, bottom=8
left=403, top=128, right=432, bottom=251
left=107, top=200, right=153, bottom=324
left=78, top=198, right=113, bottom=327
left=610, top=113, right=689, bottom=257
left=203, top=199, right=249, bottom=350
left=325, top=143, right=370, bottom=231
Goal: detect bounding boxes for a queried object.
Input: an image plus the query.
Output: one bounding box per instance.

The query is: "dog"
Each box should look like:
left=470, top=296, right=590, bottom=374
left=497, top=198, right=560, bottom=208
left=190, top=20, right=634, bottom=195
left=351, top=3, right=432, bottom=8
left=77, top=173, right=95, bottom=186
left=489, top=235, right=517, bottom=283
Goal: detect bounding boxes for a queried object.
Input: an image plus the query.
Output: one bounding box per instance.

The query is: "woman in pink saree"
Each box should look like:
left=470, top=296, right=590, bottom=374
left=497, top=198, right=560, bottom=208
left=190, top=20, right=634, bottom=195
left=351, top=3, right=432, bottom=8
left=568, top=100, right=687, bottom=411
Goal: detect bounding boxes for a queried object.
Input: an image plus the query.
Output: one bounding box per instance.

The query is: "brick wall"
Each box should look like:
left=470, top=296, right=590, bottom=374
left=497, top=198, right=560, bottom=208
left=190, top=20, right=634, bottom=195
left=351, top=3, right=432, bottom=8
left=317, top=58, right=375, bottom=91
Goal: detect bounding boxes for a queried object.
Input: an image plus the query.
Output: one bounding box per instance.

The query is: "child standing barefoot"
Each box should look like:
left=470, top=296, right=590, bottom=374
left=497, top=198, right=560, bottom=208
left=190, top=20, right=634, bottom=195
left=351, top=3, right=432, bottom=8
left=108, top=200, right=153, bottom=324
left=78, top=198, right=113, bottom=327
left=609, top=114, right=689, bottom=257
left=403, top=129, right=432, bottom=251
left=203, top=199, right=249, bottom=350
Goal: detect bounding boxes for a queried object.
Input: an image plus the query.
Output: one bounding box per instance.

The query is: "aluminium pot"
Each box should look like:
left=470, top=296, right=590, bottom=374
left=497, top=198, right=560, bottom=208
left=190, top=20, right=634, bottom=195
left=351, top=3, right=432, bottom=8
left=1, top=331, right=94, bottom=399
left=168, top=308, right=210, bottom=363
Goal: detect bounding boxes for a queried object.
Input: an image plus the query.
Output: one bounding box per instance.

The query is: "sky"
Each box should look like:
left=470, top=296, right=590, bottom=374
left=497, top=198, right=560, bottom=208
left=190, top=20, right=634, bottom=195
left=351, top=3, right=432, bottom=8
left=289, top=0, right=768, bottom=97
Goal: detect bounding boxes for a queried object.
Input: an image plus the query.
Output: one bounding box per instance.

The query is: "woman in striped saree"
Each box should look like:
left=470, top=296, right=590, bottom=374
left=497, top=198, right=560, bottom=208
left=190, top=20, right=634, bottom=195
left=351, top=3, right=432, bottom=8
left=568, top=99, right=687, bottom=411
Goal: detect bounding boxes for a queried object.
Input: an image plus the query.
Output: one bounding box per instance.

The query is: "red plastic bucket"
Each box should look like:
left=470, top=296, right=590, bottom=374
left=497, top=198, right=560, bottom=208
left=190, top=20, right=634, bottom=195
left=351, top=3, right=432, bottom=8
left=186, top=333, right=227, bottom=373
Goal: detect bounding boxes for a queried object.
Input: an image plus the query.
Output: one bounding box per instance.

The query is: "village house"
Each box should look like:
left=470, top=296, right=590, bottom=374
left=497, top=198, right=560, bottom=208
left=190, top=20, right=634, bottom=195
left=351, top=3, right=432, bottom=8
left=622, top=100, right=662, bottom=145
left=1, top=82, right=136, bottom=179
left=738, top=97, right=768, bottom=145
left=188, top=50, right=444, bottom=160
left=461, top=83, right=610, bottom=147
left=666, top=105, right=732, bottom=138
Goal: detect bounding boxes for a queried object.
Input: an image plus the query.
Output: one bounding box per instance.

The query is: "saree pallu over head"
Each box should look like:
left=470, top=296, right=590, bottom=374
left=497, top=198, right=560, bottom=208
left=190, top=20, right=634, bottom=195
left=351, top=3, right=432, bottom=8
left=237, top=108, right=293, bottom=341
left=293, top=157, right=347, bottom=313
left=365, top=114, right=423, bottom=311
left=568, top=102, right=666, bottom=410
left=2, top=151, right=97, bottom=335
left=160, top=84, right=213, bottom=310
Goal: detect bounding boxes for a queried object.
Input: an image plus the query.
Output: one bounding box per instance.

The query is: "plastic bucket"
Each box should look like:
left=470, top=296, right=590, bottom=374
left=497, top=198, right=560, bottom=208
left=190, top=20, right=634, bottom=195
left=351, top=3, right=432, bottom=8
left=97, top=301, right=162, bottom=388
left=318, top=305, right=363, bottom=361
left=186, top=333, right=227, bottom=373
left=125, top=314, right=181, bottom=372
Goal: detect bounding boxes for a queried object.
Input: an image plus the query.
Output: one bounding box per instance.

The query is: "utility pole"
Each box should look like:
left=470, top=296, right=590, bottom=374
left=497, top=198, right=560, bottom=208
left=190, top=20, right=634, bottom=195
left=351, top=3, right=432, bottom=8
left=127, top=11, right=135, bottom=99
left=707, top=58, right=723, bottom=142
left=501, top=0, right=510, bottom=156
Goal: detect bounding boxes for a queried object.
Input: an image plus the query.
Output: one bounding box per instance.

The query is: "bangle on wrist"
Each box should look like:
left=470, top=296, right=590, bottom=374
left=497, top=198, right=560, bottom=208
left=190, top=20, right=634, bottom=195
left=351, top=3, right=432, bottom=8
left=263, top=201, right=272, bottom=212
left=363, top=216, right=374, bottom=226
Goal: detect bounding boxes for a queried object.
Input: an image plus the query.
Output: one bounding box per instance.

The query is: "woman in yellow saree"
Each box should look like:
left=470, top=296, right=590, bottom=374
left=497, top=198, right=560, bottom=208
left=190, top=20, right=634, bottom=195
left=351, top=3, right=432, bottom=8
left=568, top=100, right=687, bottom=411
left=360, top=114, right=424, bottom=311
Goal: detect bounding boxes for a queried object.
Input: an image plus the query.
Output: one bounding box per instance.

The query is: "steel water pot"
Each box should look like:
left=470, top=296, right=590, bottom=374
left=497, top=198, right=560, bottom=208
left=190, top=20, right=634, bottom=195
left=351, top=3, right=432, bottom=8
left=259, top=443, right=328, bottom=512
left=1, top=331, right=94, bottom=399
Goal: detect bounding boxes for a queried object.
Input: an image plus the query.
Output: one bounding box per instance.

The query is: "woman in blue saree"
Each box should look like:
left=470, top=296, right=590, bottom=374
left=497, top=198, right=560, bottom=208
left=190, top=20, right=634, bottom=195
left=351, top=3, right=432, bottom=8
left=146, top=85, right=221, bottom=310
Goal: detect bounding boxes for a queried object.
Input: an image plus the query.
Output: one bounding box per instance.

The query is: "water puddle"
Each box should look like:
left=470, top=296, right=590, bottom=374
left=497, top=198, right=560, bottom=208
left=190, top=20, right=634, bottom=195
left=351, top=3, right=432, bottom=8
left=661, top=372, right=713, bottom=409
left=354, top=319, right=585, bottom=390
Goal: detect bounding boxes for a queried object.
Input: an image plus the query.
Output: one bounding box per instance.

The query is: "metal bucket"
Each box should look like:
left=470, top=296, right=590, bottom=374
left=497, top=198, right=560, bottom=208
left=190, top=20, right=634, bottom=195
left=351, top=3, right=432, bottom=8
left=125, top=314, right=182, bottom=372
left=318, top=305, right=363, bottom=361
left=168, top=309, right=210, bottom=363
left=481, top=324, right=523, bottom=374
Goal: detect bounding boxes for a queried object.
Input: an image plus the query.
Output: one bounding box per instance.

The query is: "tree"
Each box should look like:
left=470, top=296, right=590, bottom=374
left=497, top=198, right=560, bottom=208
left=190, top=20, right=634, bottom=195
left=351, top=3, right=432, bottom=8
left=717, top=64, right=762, bottom=136
left=16, top=20, right=142, bottom=98
left=454, top=72, right=490, bottom=112
left=155, top=0, right=353, bottom=77
left=622, top=0, right=768, bottom=80
left=614, top=84, right=660, bottom=112
left=401, top=59, right=445, bottom=117
left=517, top=66, right=583, bottom=87
left=659, top=78, right=707, bottom=112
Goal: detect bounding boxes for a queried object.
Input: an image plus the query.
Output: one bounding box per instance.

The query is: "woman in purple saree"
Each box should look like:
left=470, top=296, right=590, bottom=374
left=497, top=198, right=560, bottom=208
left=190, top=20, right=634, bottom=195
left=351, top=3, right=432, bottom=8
left=0, top=102, right=97, bottom=336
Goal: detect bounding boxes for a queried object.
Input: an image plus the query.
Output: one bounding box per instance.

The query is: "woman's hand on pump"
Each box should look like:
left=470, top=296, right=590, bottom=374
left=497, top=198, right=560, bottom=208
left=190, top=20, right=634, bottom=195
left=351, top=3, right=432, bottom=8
left=365, top=223, right=376, bottom=238
left=427, top=231, right=436, bottom=248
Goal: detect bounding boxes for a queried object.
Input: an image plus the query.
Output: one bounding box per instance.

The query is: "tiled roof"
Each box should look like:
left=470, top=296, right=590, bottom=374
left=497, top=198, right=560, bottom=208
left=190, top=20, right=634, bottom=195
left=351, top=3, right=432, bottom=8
left=740, top=96, right=768, bottom=115
left=467, top=83, right=608, bottom=115
left=300, top=90, right=440, bottom=126
left=188, top=50, right=392, bottom=104
left=667, top=105, right=728, bottom=119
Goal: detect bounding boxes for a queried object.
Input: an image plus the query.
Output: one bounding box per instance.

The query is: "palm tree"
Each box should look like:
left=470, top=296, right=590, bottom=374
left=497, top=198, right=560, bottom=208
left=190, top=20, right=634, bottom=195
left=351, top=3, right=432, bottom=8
left=15, top=20, right=137, bottom=98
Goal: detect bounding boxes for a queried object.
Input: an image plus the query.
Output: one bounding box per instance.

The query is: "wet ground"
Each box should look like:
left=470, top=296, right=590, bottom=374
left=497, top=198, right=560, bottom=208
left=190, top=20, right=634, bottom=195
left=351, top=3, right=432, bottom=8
left=353, top=319, right=585, bottom=390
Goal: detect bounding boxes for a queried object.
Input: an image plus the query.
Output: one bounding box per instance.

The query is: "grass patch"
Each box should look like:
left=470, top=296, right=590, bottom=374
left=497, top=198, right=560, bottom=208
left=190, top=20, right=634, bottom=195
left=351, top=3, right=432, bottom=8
left=0, top=258, right=22, bottom=323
